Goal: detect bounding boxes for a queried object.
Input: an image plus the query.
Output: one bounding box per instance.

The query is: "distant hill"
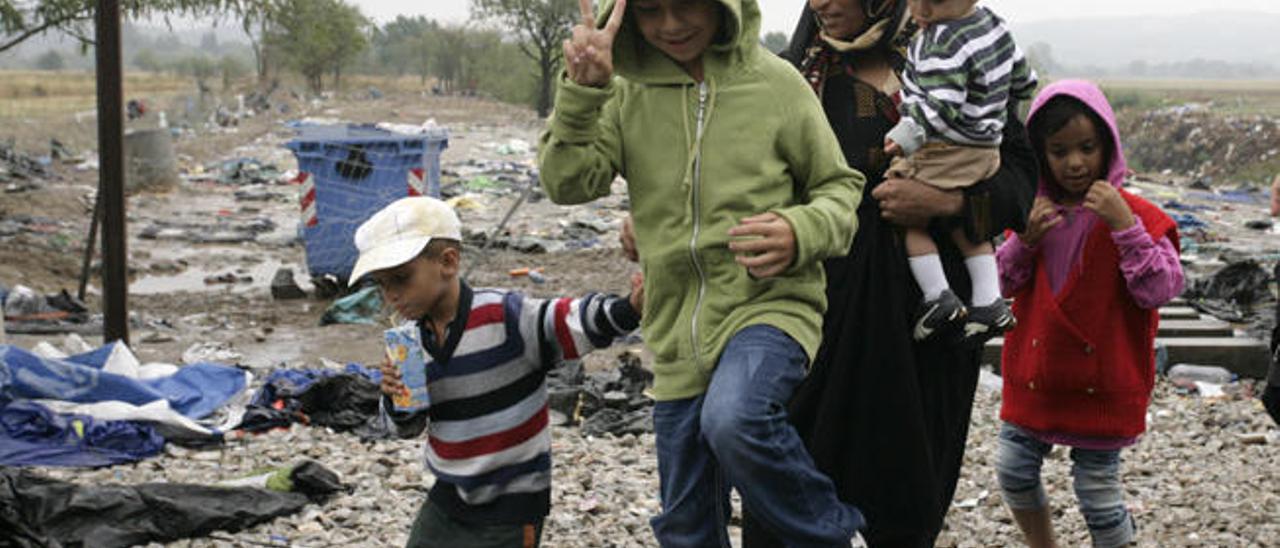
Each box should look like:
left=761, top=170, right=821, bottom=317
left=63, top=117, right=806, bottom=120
left=1009, top=11, right=1280, bottom=78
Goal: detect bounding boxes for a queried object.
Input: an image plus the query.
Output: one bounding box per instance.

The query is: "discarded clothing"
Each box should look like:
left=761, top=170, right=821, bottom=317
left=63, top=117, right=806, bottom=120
left=241, top=363, right=383, bottom=434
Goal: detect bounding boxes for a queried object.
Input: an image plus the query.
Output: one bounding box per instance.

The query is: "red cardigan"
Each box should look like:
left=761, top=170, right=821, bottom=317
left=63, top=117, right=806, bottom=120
left=1001, top=192, right=1178, bottom=438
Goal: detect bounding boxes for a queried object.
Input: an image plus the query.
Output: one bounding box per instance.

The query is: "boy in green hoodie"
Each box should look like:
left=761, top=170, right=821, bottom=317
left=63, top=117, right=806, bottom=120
left=539, top=0, right=867, bottom=545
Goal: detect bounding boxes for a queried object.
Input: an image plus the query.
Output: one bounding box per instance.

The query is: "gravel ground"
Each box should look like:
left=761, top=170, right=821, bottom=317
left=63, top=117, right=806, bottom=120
left=9, top=90, right=1280, bottom=548
left=27, top=373, right=1275, bottom=548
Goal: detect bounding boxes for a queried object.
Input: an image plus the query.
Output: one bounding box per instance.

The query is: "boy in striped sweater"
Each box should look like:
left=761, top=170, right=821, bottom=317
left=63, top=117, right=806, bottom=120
left=883, top=0, right=1037, bottom=343
left=349, top=196, right=642, bottom=548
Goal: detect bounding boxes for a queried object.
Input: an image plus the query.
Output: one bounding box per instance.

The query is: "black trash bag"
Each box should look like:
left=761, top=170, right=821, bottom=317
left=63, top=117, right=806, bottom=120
left=289, top=460, right=349, bottom=502
left=580, top=408, right=651, bottom=438
left=0, top=465, right=331, bottom=548
left=298, top=374, right=382, bottom=431
left=237, top=405, right=299, bottom=433
left=1186, top=260, right=1273, bottom=322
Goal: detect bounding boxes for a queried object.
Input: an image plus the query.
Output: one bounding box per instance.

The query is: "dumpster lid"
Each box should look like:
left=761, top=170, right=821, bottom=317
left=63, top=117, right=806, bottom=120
left=285, top=122, right=448, bottom=145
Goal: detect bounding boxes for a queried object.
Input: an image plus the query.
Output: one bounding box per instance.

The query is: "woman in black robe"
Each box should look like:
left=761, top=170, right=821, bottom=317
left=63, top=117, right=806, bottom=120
left=743, top=1, right=1038, bottom=546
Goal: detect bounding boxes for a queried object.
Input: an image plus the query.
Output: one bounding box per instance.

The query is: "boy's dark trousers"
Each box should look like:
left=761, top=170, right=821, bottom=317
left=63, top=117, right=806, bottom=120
left=406, top=501, right=542, bottom=548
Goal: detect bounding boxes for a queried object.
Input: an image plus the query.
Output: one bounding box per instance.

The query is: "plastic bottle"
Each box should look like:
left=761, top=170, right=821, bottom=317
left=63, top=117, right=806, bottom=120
left=1167, top=364, right=1236, bottom=385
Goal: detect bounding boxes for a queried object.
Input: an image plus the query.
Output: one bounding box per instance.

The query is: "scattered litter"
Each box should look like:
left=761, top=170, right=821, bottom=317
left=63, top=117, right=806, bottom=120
left=271, top=268, right=308, bottom=300
left=1236, top=431, right=1280, bottom=445
left=955, top=489, right=990, bottom=510
left=1184, top=259, right=1273, bottom=322
left=1167, top=364, right=1236, bottom=385
left=978, top=365, right=1003, bottom=392
left=1245, top=219, right=1273, bottom=230
left=182, top=341, right=243, bottom=365
left=203, top=272, right=254, bottom=285
left=319, top=286, right=383, bottom=326
left=1, top=286, right=93, bottom=335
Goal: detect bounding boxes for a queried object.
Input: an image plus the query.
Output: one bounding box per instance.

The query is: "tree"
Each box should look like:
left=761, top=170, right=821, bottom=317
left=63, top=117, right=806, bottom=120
left=761, top=31, right=788, bottom=54
left=375, top=15, right=438, bottom=80
left=471, top=0, right=577, bottom=117
left=267, top=0, right=368, bottom=92
left=132, top=48, right=162, bottom=72
left=238, top=0, right=282, bottom=83
left=173, top=54, right=217, bottom=91
left=430, top=23, right=471, bottom=93
left=1025, top=42, right=1060, bottom=79
left=220, top=54, right=248, bottom=89
left=35, top=49, right=65, bottom=70
left=0, top=0, right=247, bottom=54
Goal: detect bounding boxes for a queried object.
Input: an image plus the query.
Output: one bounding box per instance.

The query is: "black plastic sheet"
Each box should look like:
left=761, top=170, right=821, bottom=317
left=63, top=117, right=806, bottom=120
left=0, top=460, right=344, bottom=547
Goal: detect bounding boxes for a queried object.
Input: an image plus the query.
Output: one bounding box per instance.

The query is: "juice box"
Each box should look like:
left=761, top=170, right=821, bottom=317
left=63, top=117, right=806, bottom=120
left=384, top=323, right=430, bottom=413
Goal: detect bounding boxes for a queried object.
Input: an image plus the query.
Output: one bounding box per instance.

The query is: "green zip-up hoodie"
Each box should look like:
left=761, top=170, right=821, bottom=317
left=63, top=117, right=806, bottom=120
left=538, top=0, right=864, bottom=400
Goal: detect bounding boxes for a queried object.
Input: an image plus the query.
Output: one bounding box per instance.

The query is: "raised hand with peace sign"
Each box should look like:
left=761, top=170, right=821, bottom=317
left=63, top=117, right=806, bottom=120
left=564, top=0, right=627, bottom=88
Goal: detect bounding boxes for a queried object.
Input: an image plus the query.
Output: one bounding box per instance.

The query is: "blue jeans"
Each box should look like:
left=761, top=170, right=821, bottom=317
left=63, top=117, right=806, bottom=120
left=996, top=423, right=1136, bottom=547
left=650, top=325, right=864, bottom=547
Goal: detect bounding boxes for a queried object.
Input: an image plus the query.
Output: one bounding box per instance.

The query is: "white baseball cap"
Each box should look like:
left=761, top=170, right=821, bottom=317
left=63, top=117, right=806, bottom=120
left=348, top=196, right=463, bottom=286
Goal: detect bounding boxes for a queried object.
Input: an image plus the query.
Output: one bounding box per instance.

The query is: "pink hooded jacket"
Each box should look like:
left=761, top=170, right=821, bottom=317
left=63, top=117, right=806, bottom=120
left=996, top=80, right=1184, bottom=446
left=997, top=80, right=1183, bottom=308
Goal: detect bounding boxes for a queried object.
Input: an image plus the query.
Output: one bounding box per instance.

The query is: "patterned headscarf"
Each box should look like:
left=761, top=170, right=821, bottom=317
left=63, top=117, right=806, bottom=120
left=790, top=0, right=913, bottom=96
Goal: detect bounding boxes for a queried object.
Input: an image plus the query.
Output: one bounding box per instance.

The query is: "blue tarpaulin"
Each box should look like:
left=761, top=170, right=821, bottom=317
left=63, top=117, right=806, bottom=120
left=0, top=344, right=247, bottom=418
left=0, top=401, right=164, bottom=467
left=0, top=342, right=251, bottom=466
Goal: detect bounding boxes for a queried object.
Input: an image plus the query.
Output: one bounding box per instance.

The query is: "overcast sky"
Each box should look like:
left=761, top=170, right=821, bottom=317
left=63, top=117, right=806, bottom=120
left=350, top=0, right=1280, bottom=34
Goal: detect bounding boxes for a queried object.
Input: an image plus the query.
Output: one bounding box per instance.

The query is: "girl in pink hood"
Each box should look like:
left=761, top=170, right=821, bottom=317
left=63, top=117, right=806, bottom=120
left=994, top=80, right=1184, bottom=547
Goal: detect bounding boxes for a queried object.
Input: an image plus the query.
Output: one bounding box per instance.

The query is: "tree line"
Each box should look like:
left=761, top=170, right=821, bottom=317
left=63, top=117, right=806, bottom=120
left=3, top=0, right=797, bottom=117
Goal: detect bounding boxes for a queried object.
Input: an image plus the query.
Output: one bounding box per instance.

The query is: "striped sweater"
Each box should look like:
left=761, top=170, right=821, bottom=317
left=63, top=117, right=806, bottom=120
left=888, top=6, right=1037, bottom=154
left=380, top=282, right=640, bottom=524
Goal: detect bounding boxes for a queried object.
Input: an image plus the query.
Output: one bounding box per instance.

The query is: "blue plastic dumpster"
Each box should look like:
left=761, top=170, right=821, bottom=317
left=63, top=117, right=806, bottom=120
left=284, top=124, right=448, bottom=284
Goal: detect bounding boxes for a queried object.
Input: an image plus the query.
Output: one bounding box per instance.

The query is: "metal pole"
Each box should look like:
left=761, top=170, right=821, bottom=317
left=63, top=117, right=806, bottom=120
left=463, top=172, right=537, bottom=282
left=96, top=0, right=128, bottom=344
left=78, top=188, right=102, bottom=302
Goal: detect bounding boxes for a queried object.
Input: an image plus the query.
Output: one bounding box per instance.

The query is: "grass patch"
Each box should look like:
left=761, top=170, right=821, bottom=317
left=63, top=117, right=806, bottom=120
left=1098, top=79, right=1280, bottom=116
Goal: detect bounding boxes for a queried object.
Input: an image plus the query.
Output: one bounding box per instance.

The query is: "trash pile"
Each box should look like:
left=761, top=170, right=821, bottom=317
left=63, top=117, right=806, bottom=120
left=548, top=350, right=655, bottom=438
left=238, top=361, right=386, bottom=437
left=1120, top=103, right=1280, bottom=182
left=0, top=285, right=95, bottom=335
left=184, top=156, right=288, bottom=187
left=0, top=140, right=51, bottom=193
left=139, top=215, right=280, bottom=245
left=0, top=214, right=83, bottom=254
left=1183, top=259, right=1275, bottom=327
